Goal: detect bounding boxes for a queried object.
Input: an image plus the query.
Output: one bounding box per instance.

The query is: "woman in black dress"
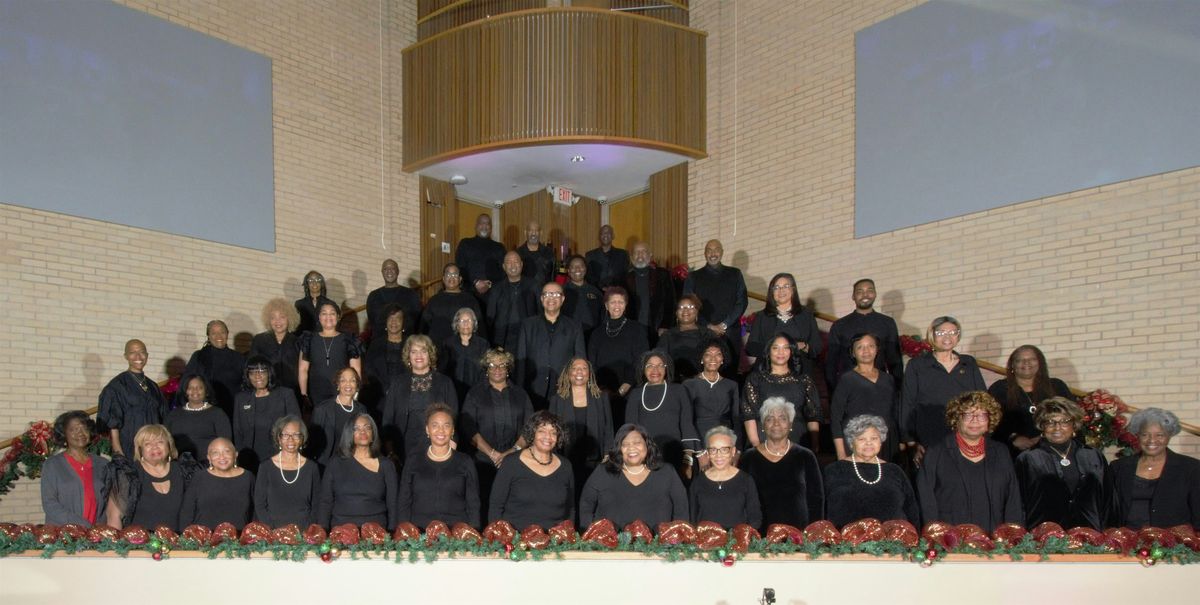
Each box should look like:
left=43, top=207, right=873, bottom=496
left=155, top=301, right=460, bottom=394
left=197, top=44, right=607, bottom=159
left=690, top=426, right=761, bottom=529
left=989, top=345, right=1076, bottom=456
left=363, top=304, right=408, bottom=412
left=179, top=438, right=254, bottom=530
left=183, top=320, right=245, bottom=417
left=739, top=398, right=823, bottom=531
left=488, top=411, right=575, bottom=531
left=164, top=374, right=231, bottom=462
left=249, top=298, right=302, bottom=397
left=318, top=413, right=398, bottom=530
left=548, top=358, right=614, bottom=494
left=916, top=391, right=1022, bottom=532
left=900, top=316, right=987, bottom=468
left=745, top=273, right=821, bottom=376
left=1015, top=398, right=1106, bottom=530
left=107, top=424, right=195, bottom=531
left=624, top=351, right=701, bottom=473
left=742, top=334, right=822, bottom=451
left=420, top=263, right=482, bottom=348
left=232, top=357, right=301, bottom=469
left=831, top=333, right=899, bottom=461
left=41, top=411, right=109, bottom=526
left=397, top=403, right=481, bottom=529
left=823, top=415, right=918, bottom=528
left=579, top=423, right=688, bottom=529
left=310, top=366, right=364, bottom=466
left=460, top=347, right=534, bottom=522
left=587, top=287, right=650, bottom=427
left=295, top=270, right=335, bottom=336
left=298, top=300, right=362, bottom=409
left=254, top=415, right=319, bottom=528
left=683, top=339, right=740, bottom=466
left=1105, top=408, right=1200, bottom=530
left=439, top=307, right=489, bottom=402
left=98, top=339, right=168, bottom=458
left=563, top=255, right=602, bottom=334
left=657, top=294, right=717, bottom=380
left=381, top=334, right=458, bottom=463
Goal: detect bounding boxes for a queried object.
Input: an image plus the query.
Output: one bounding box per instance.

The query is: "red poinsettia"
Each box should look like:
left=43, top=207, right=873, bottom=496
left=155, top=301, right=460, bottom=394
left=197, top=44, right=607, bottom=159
left=1077, top=389, right=1137, bottom=457
left=899, top=335, right=932, bottom=358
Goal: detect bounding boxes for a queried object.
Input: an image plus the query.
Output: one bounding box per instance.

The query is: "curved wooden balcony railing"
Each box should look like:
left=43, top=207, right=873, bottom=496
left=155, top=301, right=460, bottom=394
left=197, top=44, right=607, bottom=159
left=2, top=284, right=1195, bottom=450
left=403, top=7, right=707, bottom=171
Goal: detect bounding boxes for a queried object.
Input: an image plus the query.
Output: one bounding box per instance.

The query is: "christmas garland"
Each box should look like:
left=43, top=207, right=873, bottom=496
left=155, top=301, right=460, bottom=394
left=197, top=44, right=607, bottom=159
left=1, top=519, right=1196, bottom=566
left=0, top=421, right=112, bottom=499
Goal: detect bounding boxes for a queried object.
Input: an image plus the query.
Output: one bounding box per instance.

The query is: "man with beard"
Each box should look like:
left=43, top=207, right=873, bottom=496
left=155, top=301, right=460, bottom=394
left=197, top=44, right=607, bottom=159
left=486, top=251, right=539, bottom=351
left=585, top=224, right=630, bottom=288
left=516, top=220, right=556, bottom=285
left=825, top=278, right=902, bottom=392
left=516, top=281, right=586, bottom=409
left=682, top=239, right=747, bottom=373
left=456, top=213, right=506, bottom=299
left=623, top=241, right=676, bottom=345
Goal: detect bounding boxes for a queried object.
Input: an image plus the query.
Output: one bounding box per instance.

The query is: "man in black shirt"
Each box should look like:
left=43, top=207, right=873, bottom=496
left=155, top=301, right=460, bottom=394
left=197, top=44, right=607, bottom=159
left=365, top=259, right=421, bottom=342
left=682, top=239, right=747, bottom=369
left=486, top=251, right=539, bottom=351
left=825, top=278, right=903, bottom=392
left=515, top=220, right=556, bottom=286
left=585, top=224, right=630, bottom=288
left=456, top=213, right=506, bottom=299
left=624, top=241, right=676, bottom=345
left=516, top=281, right=586, bottom=409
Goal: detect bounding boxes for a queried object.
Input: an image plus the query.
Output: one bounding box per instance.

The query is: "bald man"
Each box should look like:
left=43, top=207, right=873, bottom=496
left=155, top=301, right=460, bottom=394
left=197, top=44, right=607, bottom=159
left=486, top=251, right=540, bottom=350
left=365, top=258, right=421, bottom=342
left=516, top=281, right=586, bottom=409
left=456, top=213, right=507, bottom=298
left=516, top=220, right=556, bottom=286
left=585, top=224, right=630, bottom=288
left=682, top=239, right=747, bottom=367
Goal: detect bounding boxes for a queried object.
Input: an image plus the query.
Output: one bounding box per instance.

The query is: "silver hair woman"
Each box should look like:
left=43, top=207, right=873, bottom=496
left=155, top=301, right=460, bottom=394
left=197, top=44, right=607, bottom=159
left=688, top=424, right=762, bottom=529
left=1106, top=407, right=1199, bottom=529
left=822, top=414, right=918, bottom=528
left=737, top=396, right=824, bottom=529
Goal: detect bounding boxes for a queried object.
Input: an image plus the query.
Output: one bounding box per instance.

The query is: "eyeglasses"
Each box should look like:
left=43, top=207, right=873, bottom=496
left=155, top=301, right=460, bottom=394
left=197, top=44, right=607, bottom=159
left=353, top=426, right=373, bottom=434
left=541, top=292, right=564, bottom=299
left=248, top=368, right=269, bottom=375
left=934, top=329, right=961, bottom=337
left=770, top=284, right=794, bottom=291
left=706, top=446, right=734, bottom=457
left=306, top=278, right=324, bottom=283
left=644, top=363, right=667, bottom=370
left=279, top=433, right=302, bottom=441
left=1042, top=418, right=1073, bottom=428
left=443, top=272, right=461, bottom=278
left=678, top=304, right=697, bottom=310
left=963, top=412, right=989, bottom=421
left=486, top=363, right=508, bottom=369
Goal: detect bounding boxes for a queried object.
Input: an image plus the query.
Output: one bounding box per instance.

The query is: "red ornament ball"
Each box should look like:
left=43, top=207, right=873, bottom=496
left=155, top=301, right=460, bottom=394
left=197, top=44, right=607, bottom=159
left=504, top=543, right=514, bottom=555
left=1137, top=547, right=1151, bottom=559
left=151, top=552, right=163, bottom=561
left=925, top=548, right=938, bottom=560
left=320, top=551, right=333, bottom=563
left=721, top=555, right=735, bottom=567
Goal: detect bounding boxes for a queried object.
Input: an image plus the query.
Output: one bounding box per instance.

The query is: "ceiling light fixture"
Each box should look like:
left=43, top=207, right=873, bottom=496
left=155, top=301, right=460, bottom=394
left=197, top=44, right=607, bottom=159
left=570, top=155, right=586, bottom=163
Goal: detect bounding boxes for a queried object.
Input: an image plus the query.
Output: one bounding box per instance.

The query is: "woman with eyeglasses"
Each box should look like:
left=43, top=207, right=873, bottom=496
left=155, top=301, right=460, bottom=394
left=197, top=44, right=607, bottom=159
left=689, top=426, right=760, bottom=529
left=578, top=423, right=688, bottom=529
left=988, top=345, right=1076, bottom=457
left=745, top=273, right=821, bottom=376
left=459, top=347, right=534, bottom=523
left=232, top=356, right=301, bottom=470
left=624, top=350, right=701, bottom=473
left=1105, top=408, right=1200, bottom=530
left=657, top=294, right=718, bottom=380
left=439, top=307, right=489, bottom=402
left=1014, top=398, right=1106, bottom=530
left=915, top=391, right=1021, bottom=532
left=823, top=415, right=917, bottom=528
left=900, top=316, right=986, bottom=468
left=317, top=412, right=398, bottom=530
left=254, top=415, right=319, bottom=528
left=419, top=263, right=482, bottom=349
left=295, top=270, right=335, bottom=336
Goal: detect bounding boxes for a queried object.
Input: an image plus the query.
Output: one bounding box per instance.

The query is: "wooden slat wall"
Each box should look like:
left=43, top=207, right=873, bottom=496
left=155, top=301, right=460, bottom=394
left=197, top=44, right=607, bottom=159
left=418, top=0, right=545, bottom=40
left=647, top=163, right=688, bottom=269
left=569, top=197, right=601, bottom=260
left=494, top=190, right=604, bottom=268
left=420, top=176, right=459, bottom=287
left=608, top=0, right=689, bottom=26
left=403, top=8, right=706, bottom=171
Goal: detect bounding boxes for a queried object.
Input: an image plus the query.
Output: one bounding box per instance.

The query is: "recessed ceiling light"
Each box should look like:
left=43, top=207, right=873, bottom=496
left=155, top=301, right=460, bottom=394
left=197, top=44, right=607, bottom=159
left=449, top=175, right=468, bottom=185
left=570, top=155, right=585, bottom=163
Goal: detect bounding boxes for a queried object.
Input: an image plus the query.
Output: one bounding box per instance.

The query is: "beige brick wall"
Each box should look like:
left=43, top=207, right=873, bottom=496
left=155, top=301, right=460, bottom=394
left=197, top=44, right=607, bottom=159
left=689, top=0, right=1198, bottom=454
left=0, top=0, right=420, bottom=521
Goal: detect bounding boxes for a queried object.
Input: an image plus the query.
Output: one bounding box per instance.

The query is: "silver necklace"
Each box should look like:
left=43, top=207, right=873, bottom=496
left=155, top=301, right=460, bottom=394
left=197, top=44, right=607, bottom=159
left=851, top=455, right=883, bottom=485
left=1048, top=441, right=1073, bottom=467
left=701, top=373, right=721, bottom=388
left=129, top=371, right=149, bottom=392
left=320, top=334, right=334, bottom=366
left=641, top=383, right=667, bottom=412
left=605, top=318, right=628, bottom=337
left=276, top=453, right=301, bottom=485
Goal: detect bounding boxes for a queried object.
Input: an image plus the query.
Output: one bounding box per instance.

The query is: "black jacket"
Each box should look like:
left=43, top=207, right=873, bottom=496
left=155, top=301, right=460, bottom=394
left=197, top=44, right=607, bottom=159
left=1016, top=440, right=1107, bottom=530
left=916, top=433, right=1023, bottom=532
left=1105, top=448, right=1200, bottom=529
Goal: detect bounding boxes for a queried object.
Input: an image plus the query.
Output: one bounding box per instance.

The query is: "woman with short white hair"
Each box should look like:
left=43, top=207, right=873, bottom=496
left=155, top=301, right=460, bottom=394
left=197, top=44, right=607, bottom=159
left=822, top=414, right=918, bottom=528
left=738, top=397, right=823, bottom=530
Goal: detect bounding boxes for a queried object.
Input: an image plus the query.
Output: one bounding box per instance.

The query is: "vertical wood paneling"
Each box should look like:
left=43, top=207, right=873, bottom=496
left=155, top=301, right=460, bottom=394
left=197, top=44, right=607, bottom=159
left=648, top=163, right=688, bottom=269
left=569, top=197, right=600, bottom=259
left=420, top=176, right=460, bottom=289
left=608, top=192, right=648, bottom=251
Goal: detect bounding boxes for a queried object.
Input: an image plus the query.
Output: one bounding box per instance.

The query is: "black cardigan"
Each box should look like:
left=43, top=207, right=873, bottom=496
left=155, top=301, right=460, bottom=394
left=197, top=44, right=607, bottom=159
left=915, top=433, right=1023, bottom=532
left=1105, top=449, right=1200, bottom=529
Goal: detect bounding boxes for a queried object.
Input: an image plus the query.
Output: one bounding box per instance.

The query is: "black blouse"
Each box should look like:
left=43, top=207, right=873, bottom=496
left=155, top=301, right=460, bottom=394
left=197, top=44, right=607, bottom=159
left=689, top=470, right=762, bottom=529
left=254, top=457, right=320, bottom=528
left=915, top=434, right=1023, bottom=532
left=439, top=335, right=489, bottom=401
left=548, top=392, right=615, bottom=488
left=487, top=457, right=575, bottom=531
left=682, top=375, right=740, bottom=441
left=179, top=469, right=255, bottom=530
left=1105, top=449, right=1200, bottom=530
left=587, top=318, right=650, bottom=392
left=381, top=371, right=458, bottom=461
left=745, top=308, right=822, bottom=375
left=232, top=389, right=301, bottom=469
left=578, top=467, right=688, bottom=529
left=308, top=397, right=360, bottom=466
left=742, top=371, right=822, bottom=442
left=396, top=451, right=481, bottom=529
left=184, top=345, right=246, bottom=416
left=823, top=460, right=918, bottom=528
left=164, top=405, right=232, bottom=462
left=249, top=331, right=301, bottom=395
left=419, top=291, right=481, bottom=349
left=460, top=382, right=534, bottom=464
left=299, top=331, right=362, bottom=405
left=131, top=462, right=186, bottom=532
left=899, top=352, right=986, bottom=446
left=988, top=377, right=1075, bottom=450
left=658, top=327, right=718, bottom=380
left=294, top=295, right=335, bottom=336
left=317, top=456, right=398, bottom=530
left=97, top=371, right=167, bottom=457
left=625, top=383, right=701, bottom=468
left=830, top=370, right=899, bottom=461
left=739, top=445, right=824, bottom=531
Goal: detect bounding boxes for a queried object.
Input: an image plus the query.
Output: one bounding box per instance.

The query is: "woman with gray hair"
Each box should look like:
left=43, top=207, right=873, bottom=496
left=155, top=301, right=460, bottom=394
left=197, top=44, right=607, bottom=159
left=439, top=306, right=489, bottom=401
left=822, top=414, right=918, bottom=528
left=1105, top=407, right=1200, bottom=529
left=1015, top=397, right=1106, bottom=530
left=738, top=397, right=823, bottom=530
left=689, top=426, right=761, bottom=529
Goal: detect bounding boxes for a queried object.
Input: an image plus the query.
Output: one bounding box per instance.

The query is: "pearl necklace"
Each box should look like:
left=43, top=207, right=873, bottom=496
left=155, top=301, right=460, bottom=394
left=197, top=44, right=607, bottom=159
left=622, top=464, right=646, bottom=476
left=276, top=453, right=301, bottom=485
left=427, top=446, right=452, bottom=462
left=851, top=455, right=883, bottom=485
left=700, top=373, right=721, bottom=388
left=183, top=402, right=210, bottom=412
left=764, top=441, right=789, bottom=457
left=641, top=383, right=667, bottom=412
left=336, top=395, right=355, bottom=414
